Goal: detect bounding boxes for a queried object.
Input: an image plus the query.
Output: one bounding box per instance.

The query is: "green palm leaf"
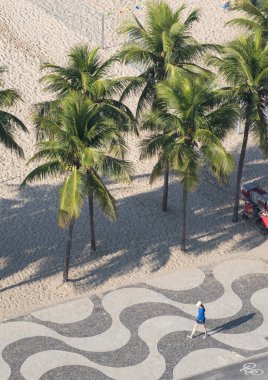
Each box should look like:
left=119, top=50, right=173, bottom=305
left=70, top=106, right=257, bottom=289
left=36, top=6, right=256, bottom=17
left=0, top=69, right=28, bottom=156
left=87, top=173, right=117, bottom=220
left=58, top=166, right=85, bottom=228
left=20, top=161, right=63, bottom=188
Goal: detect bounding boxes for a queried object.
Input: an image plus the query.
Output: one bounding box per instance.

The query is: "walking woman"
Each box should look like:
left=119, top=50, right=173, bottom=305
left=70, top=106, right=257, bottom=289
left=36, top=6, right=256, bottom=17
left=187, top=301, right=207, bottom=339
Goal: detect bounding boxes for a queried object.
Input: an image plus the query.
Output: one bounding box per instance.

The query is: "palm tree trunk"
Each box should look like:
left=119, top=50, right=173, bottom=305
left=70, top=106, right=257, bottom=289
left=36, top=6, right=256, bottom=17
left=232, top=118, right=250, bottom=222
left=63, top=218, right=75, bottom=283
left=88, top=190, right=96, bottom=251
left=181, top=184, right=188, bottom=252
left=162, top=166, right=169, bottom=212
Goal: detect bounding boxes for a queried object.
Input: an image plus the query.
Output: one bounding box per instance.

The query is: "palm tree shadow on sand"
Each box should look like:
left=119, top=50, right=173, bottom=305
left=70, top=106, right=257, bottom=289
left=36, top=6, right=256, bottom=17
left=0, top=143, right=267, bottom=294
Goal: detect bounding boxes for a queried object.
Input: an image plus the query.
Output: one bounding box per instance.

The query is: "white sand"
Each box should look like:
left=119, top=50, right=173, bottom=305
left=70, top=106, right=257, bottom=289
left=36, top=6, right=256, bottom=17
left=0, top=0, right=268, bottom=321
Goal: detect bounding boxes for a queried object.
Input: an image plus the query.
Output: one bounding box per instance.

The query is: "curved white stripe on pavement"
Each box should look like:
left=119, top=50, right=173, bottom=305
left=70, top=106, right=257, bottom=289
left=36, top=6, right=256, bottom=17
left=20, top=316, right=194, bottom=380
left=21, top=351, right=97, bottom=380
left=213, top=288, right=268, bottom=351
left=32, top=298, right=94, bottom=324
left=144, top=268, right=205, bottom=291
left=0, top=288, right=189, bottom=379
left=176, top=259, right=265, bottom=319
left=173, top=348, right=244, bottom=379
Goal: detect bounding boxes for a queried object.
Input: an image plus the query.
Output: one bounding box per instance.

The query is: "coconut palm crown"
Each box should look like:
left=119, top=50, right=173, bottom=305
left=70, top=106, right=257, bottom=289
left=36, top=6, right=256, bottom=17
left=117, top=0, right=218, bottom=118
left=37, top=45, right=136, bottom=133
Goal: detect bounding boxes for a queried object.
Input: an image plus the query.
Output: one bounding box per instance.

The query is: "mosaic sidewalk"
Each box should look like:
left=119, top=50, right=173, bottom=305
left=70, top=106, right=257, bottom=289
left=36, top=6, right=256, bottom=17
left=1, top=257, right=268, bottom=379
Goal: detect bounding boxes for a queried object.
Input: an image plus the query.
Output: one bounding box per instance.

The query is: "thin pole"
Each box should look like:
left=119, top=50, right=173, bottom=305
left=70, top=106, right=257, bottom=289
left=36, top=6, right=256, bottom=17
left=101, top=13, right=105, bottom=49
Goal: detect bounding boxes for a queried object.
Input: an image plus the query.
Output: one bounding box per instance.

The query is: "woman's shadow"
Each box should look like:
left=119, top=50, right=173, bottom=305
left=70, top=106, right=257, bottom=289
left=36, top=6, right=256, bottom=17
left=208, top=313, right=256, bottom=336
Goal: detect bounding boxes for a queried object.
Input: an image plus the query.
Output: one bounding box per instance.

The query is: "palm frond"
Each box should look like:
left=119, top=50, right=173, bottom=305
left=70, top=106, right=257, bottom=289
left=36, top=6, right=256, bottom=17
left=58, top=166, right=85, bottom=227
left=196, top=129, right=234, bottom=183
left=87, top=173, right=117, bottom=220
left=119, top=75, right=148, bottom=102
left=136, top=82, right=155, bottom=118
left=150, top=153, right=169, bottom=184
left=20, top=161, right=63, bottom=188
left=118, top=44, right=155, bottom=66
left=140, top=133, right=175, bottom=160
left=226, top=18, right=259, bottom=31
left=0, top=110, right=27, bottom=132
left=0, top=121, right=24, bottom=157
left=184, top=9, right=199, bottom=28
left=98, top=156, right=133, bottom=182
left=0, top=88, right=21, bottom=107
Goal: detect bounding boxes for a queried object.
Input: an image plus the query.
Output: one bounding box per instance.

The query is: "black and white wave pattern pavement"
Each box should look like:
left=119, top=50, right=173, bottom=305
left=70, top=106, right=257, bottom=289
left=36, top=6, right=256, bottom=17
left=1, top=258, right=268, bottom=379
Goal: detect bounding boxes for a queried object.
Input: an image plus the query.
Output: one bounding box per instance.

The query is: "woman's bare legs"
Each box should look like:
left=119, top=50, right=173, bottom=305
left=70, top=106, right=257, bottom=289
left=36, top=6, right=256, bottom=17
left=187, top=323, right=198, bottom=338
left=187, top=323, right=207, bottom=339
left=202, top=324, right=207, bottom=338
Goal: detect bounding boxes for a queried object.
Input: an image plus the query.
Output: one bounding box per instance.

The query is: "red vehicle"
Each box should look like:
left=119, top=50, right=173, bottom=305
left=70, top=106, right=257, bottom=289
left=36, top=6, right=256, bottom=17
left=241, top=183, right=268, bottom=236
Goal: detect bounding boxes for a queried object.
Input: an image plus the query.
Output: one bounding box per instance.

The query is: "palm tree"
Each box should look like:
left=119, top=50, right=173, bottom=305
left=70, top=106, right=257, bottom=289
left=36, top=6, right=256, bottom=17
left=0, top=67, right=27, bottom=156
left=38, top=45, right=135, bottom=129
left=33, top=45, right=134, bottom=252
left=208, top=32, right=268, bottom=222
left=228, top=0, right=268, bottom=38
left=141, top=71, right=237, bottom=251
left=118, top=0, right=218, bottom=211
left=21, top=93, right=131, bottom=282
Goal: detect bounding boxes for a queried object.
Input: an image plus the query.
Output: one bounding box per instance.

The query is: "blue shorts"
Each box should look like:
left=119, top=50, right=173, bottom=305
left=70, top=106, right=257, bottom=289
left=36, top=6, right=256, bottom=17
left=196, top=318, right=205, bottom=325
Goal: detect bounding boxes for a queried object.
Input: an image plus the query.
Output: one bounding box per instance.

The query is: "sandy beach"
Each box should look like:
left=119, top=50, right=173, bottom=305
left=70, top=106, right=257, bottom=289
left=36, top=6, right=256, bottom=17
left=0, top=0, right=268, bottom=321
